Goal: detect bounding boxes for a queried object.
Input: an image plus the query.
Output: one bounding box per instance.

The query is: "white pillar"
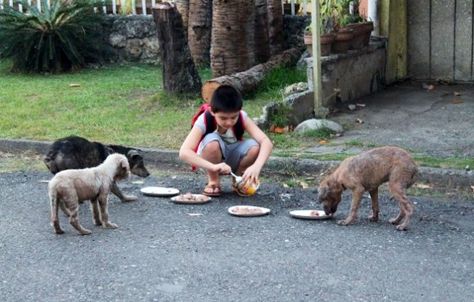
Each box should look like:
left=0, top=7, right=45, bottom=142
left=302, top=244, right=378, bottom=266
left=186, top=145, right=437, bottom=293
left=368, top=0, right=379, bottom=36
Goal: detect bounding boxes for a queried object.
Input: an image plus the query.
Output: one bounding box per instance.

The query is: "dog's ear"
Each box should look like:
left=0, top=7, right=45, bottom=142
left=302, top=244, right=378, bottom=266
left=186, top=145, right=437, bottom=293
left=127, top=150, right=141, bottom=160
left=327, top=178, right=343, bottom=193
left=318, top=186, right=328, bottom=203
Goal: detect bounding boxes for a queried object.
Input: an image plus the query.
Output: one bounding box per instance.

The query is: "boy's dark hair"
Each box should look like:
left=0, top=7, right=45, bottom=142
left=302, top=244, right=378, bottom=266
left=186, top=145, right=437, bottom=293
left=210, top=85, right=243, bottom=113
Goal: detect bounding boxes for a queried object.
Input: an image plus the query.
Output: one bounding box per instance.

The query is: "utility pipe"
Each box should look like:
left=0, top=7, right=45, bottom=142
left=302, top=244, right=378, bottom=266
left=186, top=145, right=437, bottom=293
left=368, top=0, right=379, bottom=35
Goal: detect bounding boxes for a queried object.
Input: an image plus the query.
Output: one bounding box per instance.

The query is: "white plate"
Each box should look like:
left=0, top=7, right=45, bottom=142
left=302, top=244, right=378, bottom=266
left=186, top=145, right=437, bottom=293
left=140, top=187, right=180, bottom=197
left=289, top=210, right=332, bottom=220
left=228, top=205, right=271, bottom=217
left=170, top=194, right=211, bottom=204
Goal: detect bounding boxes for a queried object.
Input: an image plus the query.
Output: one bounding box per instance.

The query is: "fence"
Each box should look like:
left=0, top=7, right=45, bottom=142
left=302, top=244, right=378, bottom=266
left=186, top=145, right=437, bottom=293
left=0, top=0, right=309, bottom=16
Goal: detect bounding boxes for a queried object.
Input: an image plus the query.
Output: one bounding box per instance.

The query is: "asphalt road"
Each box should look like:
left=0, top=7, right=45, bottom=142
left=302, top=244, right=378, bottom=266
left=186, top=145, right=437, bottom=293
left=0, top=170, right=473, bottom=302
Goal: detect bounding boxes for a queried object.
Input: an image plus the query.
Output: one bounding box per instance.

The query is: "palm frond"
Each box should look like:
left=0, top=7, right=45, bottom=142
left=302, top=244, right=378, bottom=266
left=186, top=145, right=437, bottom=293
left=0, top=0, right=110, bottom=73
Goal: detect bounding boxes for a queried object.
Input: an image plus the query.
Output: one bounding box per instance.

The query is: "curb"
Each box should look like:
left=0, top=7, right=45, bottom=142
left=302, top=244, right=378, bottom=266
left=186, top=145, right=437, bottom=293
left=0, top=138, right=472, bottom=189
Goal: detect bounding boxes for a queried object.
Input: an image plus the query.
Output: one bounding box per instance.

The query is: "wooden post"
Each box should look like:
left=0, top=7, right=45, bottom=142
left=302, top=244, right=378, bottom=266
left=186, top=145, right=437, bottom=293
left=152, top=3, right=201, bottom=94
left=380, top=0, right=407, bottom=84
left=311, top=0, right=328, bottom=118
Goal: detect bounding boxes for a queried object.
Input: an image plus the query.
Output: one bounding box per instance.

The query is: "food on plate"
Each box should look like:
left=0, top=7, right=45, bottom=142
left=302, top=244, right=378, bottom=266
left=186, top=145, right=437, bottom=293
left=310, top=210, right=320, bottom=216
left=174, top=193, right=209, bottom=202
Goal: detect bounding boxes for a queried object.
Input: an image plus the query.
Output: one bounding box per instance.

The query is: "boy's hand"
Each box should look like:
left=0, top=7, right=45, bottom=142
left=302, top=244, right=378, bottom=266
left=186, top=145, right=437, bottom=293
left=242, top=164, right=261, bottom=184
left=212, top=163, right=231, bottom=175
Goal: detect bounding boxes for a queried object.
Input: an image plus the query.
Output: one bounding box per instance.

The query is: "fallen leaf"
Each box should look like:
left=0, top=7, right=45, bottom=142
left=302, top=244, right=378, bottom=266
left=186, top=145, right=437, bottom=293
left=319, top=140, right=328, bottom=144
left=299, top=181, right=309, bottom=189
left=69, top=83, right=81, bottom=87
left=415, top=183, right=432, bottom=189
left=421, top=83, right=435, bottom=91
left=451, top=98, right=463, bottom=104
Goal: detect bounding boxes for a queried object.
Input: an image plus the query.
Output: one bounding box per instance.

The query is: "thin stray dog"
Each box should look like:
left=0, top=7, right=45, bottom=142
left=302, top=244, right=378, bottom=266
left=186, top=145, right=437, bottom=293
left=44, top=135, right=150, bottom=202
left=48, top=153, right=130, bottom=235
left=318, top=146, right=418, bottom=231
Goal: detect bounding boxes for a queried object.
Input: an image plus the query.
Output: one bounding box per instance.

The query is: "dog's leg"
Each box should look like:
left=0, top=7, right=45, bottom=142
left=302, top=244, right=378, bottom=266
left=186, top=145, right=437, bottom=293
left=98, top=196, right=118, bottom=229
left=368, top=189, right=379, bottom=222
left=389, top=183, right=413, bottom=231
left=68, top=204, right=92, bottom=235
left=338, top=188, right=364, bottom=226
left=90, top=199, right=102, bottom=226
left=111, top=182, right=137, bottom=202
left=50, top=194, right=64, bottom=234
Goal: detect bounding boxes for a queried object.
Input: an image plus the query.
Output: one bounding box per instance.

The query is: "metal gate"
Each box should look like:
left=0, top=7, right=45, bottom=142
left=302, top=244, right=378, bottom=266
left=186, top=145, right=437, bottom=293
left=408, top=0, right=474, bottom=82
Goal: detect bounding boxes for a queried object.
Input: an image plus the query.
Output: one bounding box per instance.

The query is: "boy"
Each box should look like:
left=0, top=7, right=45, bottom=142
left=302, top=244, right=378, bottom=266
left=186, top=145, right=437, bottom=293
left=179, top=85, right=273, bottom=196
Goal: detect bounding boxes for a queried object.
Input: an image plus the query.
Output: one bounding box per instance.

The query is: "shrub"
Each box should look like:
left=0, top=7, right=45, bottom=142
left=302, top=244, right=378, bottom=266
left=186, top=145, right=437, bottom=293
left=0, top=0, right=110, bottom=73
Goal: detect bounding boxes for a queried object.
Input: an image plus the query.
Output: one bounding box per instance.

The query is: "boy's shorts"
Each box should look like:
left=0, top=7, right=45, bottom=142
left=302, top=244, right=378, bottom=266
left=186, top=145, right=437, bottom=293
left=198, top=133, right=259, bottom=172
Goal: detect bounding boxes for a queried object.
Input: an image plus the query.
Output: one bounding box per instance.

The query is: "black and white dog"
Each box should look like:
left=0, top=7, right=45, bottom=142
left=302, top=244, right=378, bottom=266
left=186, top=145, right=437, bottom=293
left=44, top=136, right=150, bottom=202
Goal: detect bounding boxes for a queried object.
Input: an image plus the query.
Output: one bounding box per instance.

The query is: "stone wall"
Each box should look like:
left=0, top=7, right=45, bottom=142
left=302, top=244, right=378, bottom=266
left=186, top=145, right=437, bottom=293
left=103, top=15, right=160, bottom=64
left=102, top=15, right=308, bottom=65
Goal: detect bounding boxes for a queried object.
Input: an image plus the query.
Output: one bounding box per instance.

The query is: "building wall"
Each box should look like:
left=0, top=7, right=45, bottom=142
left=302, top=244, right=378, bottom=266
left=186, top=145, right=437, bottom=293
left=408, top=0, right=474, bottom=82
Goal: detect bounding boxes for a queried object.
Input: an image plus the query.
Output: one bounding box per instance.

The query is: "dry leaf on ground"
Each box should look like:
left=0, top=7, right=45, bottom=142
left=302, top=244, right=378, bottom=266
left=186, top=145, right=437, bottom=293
left=415, top=183, right=432, bottom=189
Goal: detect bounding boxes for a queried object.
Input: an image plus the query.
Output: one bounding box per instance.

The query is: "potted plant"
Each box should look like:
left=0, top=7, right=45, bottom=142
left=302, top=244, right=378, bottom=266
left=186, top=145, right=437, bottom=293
left=304, top=17, right=336, bottom=56
left=303, top=0, right=340, bottom=56
left=337, top=0, right=373, bottom=50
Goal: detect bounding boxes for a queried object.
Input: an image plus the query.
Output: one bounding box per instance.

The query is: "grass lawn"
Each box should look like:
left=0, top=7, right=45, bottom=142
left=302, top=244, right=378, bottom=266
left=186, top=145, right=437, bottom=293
left=0, top=59, right=472, bottom=170
left=0, top=59, right=309, bottom=150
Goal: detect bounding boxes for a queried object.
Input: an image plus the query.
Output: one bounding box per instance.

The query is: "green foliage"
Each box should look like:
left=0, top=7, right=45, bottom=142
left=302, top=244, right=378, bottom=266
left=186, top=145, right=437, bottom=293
left=0, top=0, right=110, bottom=73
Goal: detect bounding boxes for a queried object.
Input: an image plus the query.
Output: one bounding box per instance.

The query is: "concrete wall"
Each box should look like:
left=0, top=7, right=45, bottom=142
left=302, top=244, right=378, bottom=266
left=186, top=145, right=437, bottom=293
left=408, top=0, right=474, bottom=82
left=306, top=39, right=386, bottom=107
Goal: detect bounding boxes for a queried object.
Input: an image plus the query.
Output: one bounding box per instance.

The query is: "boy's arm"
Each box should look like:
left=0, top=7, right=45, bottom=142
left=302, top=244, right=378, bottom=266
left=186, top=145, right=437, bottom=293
left=243, top=116, right=273, bottom=182
left=179, top=126, right=230, bottom=173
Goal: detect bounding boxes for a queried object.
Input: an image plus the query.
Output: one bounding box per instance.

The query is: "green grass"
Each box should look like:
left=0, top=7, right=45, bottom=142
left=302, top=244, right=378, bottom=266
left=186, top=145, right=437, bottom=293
left=0, top=60, right=306, bottom=149
left=0, top=59, right=472, bottom=171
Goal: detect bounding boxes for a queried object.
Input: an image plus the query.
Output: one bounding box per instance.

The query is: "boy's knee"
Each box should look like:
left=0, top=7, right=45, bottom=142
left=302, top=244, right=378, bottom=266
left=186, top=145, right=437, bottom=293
left=246, top=145, right=260, bottom=159
left=202, top=141, right=221, bottom=155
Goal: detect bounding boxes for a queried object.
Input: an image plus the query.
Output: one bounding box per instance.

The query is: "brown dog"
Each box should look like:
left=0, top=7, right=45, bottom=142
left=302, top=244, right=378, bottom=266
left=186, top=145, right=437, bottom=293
left=318, top=146, right=418, bottom=230
left=48, top=153, right=130, bottom=235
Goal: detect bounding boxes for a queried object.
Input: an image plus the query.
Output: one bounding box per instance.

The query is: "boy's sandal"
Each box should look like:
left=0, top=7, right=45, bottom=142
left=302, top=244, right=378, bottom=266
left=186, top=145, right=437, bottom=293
left=202, top=184, right=222, bottom=197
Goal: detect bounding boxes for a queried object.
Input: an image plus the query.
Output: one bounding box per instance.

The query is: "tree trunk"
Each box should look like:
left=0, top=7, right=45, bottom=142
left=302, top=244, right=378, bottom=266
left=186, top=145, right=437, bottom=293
left=267, top=0, right=283, bottom=56
left=188, top=0, right=212, bottom=67
left=175, top=0, right=190, bottom=39
left=152, top=3, right=201, bottom=94
left=211, top=0, right=256, bottom=77
left=254, top=0, right=270, bottom=64
left=202, top=47, right=304, bottom=102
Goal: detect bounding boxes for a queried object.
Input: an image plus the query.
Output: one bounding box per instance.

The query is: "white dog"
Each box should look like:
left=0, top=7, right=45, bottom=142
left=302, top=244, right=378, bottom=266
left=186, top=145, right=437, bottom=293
left=48, top=153, right=130, bottom=235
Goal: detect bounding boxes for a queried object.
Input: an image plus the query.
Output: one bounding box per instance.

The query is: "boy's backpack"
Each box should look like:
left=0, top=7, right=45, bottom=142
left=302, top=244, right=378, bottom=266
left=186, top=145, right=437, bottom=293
left=191, top=103, right=245, bottom=141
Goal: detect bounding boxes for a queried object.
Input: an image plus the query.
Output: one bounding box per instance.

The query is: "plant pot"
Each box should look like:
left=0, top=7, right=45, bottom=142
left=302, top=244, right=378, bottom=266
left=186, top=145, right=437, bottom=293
left=283, top=3, right=300, bottom=15
left=304, top=32, right=335, bottom=57
left=333, top=28, right=354, bottom=53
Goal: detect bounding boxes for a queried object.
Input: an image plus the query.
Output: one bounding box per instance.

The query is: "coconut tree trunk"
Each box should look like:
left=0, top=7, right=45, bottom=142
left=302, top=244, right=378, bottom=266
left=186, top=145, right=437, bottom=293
left=254, top=0, right=270, bottom=64
left=188, top=0, right=212, bottom=67
left=267, top=0, right=283, bottom=56
left=152, top=3, right=201, bottom=94
left=211, top=0, right=256, bottom=77
left=175, top=0, right=190, bottom=39
left=202, top=47, right=304, bottom=102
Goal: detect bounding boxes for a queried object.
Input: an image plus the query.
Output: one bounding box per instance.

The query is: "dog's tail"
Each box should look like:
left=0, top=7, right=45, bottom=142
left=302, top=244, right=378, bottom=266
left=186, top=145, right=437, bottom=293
left=48, top=186, right=63, bottom=234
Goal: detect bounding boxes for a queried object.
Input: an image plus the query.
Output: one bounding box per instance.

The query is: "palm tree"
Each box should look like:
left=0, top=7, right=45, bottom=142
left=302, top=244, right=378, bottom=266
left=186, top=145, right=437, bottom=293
left=188, top=0, right=212, bottom=67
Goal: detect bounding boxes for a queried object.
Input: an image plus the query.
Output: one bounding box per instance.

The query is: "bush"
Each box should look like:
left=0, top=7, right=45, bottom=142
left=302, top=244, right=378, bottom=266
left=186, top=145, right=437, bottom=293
left=0, top=0, right=110, bottom=73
